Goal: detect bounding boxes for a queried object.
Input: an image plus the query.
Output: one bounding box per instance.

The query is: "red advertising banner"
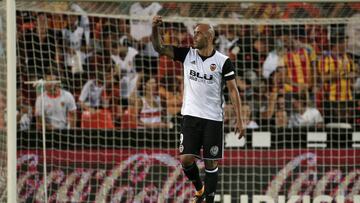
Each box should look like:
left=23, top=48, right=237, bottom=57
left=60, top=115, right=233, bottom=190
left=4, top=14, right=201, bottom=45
left=17, top=149, right=360, bottom=202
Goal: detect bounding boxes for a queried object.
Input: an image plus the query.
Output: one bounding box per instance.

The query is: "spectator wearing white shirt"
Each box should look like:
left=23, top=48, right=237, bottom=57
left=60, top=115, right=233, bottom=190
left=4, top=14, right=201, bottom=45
left=215, top=25, right=239, bottom=55
left=17, top=91, right=33, bottom=131
left=288, top=92, right=324, bottom=128
left=61, top=4, right=92, bottom=74
left=111, top=36, right=139, bottom=107
left=129, top=2, right=162, bottom=75
left=79, top=70, right=105, bottom=112
left=35, top=73, right=77, bottom=130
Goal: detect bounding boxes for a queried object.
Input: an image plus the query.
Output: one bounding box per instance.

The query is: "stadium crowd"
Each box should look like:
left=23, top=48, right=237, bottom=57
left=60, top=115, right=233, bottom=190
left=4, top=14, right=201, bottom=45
left=7, top=2, right=360, bottom=131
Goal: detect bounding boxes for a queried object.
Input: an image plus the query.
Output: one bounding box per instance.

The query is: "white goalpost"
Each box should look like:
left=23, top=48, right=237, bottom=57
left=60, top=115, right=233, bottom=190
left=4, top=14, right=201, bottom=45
left=6, top=0, right=17, bottom=202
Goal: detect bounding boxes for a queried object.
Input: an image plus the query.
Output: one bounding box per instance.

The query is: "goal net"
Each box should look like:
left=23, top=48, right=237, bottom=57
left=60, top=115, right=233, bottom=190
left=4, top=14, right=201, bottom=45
left=14, top=1, right=360, bottom=202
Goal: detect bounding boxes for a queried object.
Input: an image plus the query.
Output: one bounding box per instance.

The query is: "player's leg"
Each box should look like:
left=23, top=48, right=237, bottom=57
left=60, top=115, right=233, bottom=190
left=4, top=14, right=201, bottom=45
left=204, top=160, right=219, bottom=203
left=179, top=116, right=204, bottom=199
left=180, top=154, right=204, bottom=192
left=203, top=119, right=223, bottom=203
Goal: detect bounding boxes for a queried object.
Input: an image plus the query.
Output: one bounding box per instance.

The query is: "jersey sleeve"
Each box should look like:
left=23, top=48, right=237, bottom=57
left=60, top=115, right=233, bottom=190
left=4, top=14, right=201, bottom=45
left=79, top=81, right=91, bottom=102
left=173, top=47, right=190, bottom=63
left=66, top=92, right=77, bottom=111
left=35, top=96, right=42, bottom=116
left=222, top=58, right=236, bottom=81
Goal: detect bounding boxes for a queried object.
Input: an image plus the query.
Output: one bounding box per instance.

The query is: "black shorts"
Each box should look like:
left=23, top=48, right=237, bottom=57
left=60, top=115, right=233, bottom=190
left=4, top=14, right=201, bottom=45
left=179, top=115, right=224, bottom=160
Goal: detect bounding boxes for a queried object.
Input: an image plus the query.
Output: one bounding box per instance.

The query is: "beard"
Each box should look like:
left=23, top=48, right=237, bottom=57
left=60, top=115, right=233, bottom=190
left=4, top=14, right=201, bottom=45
left=194, top=39, right=206, bottom=49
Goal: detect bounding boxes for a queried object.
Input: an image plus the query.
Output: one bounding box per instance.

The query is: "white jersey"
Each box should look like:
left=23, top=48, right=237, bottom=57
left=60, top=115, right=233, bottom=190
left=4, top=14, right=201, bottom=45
left=111, top=47, right=139, bottom=98
left=174, top=47, right=236, bottom=121
left=62, top=27, right=84, bottom=51
left=79, top=80, right=104, bottom=108
left=140, top=96, right=162, bottom=124
left=129, top=2, right=162, bottom=41
left=35, top=89, right=77, bottom=129
left=288, top=107, right=324, bottom=127
left=129, top=2, right=162, bottom=57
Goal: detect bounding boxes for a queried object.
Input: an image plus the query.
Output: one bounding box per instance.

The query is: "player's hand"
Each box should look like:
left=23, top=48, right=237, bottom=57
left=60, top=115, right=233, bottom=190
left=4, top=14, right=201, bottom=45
left=235, top=121, right=246, bottom=139
left=152, top=15, right=163, bottom=27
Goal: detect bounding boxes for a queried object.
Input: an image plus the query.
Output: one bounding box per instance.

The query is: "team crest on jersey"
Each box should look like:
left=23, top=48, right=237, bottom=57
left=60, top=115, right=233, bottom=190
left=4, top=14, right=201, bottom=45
left=179, top=144, right=184, bottom=153
left=61, top=102, right=65, bottom=107
left=191, top=60, right=196, bottom=65
left=210, top=64, right=216, bottom=71
left=210, top=146, right=219, bottom=156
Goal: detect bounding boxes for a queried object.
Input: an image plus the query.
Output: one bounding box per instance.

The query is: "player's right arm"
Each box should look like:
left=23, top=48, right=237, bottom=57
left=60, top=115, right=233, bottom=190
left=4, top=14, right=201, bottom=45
left=151, top=15, right=174, bottom=59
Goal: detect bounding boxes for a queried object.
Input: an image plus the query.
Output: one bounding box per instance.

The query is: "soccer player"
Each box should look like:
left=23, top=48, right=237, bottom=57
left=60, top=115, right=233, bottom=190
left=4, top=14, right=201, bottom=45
left=151, top=15, right=245, bottom=203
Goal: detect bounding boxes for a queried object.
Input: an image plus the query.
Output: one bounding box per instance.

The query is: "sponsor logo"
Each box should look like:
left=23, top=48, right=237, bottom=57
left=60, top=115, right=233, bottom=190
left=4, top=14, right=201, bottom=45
left=179, top=145, right=184, bottom=153
left=16, top=150, right=360, bottom=202
left=210, top=146, right=219, bottom=156
left=210, top=64, right=216, bottom=71
left=189, top=70, right=214, bottom=84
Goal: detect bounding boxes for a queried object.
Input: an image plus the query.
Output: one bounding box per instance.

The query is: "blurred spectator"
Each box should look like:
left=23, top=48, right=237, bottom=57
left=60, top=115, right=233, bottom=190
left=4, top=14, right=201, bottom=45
left=218, top=2, right=243, bottom=19
left=215, top=24, right=239, bottom=55
left=169, top=3, right=196, bottom=36
left=346, top=13, right=360, bottom=63
left=102, top=69, right=121, bottom=127
left=262, top=26, right=287, bottom=79
left=78, top=65, right=105, bottom=112
left=282, top=25, right=316, bottom=95
left=130, top=75, right=172, bottom=128
left=274, top=94, right=289, bottom=127
left=242, top=103, right=259, bottom=129
left=17, top=12, right=61, bottom=77
left=0, top=91, right=5, bottom=130
left=101, top=21, right=119, bottom=56
left=306, top=25, right=329, bottom=54
left=317, top=28, right=356, bottom=124
left=48, top=13, right=66, bottom=31
left=158, top=23, right=191, bottom=79
left=129, top=2, right=162, bottom=75
left=259, top=70, right=288, bottom=128
left=61, top=4, right=91, bottom=74
left=225, top=102, right=258, bottom=130
left=0, top=15, right=3, bottom=57
left=159, top=75, right=183, bottom=127
left=231, top=31, right=267, bottom=78
left=16, top=11, right=36, bottom=35
left=110, top=35, right=139, bottom=108
left=80, top=69, right=116, bottom=129
left=17, top=91, right=33, bottom=131
left=282, top=3, right=320, bottom=18
left=327, top=3, right=360, bottom=18
left=35, top=72, right=77, bottom=130
left=288, top=92, right=324, bottom=128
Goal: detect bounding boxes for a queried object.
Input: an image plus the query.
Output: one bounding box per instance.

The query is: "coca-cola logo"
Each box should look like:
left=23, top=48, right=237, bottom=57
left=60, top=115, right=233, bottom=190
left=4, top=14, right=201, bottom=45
left=17, top=152, right=202, bottom=202
left=266, top=153, right=360, bottom=202
left=16, top=151, right=360, bottom=202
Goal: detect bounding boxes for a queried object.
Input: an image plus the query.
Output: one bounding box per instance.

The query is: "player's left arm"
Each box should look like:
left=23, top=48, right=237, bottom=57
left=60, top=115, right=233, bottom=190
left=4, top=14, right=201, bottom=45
left=226, top=79, right=245, bottom=138
left=223, top=58, right=246, bottom=138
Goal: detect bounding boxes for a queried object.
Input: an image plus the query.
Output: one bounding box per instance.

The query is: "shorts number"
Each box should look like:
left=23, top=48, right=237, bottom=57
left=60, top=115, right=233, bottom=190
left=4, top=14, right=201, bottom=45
left=180, top=133, right=183, bottom=144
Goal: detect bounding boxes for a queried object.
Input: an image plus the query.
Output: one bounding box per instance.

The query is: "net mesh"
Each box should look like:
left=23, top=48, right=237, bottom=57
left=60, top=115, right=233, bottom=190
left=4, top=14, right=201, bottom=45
left=14, top=1, right=360, bottom=202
